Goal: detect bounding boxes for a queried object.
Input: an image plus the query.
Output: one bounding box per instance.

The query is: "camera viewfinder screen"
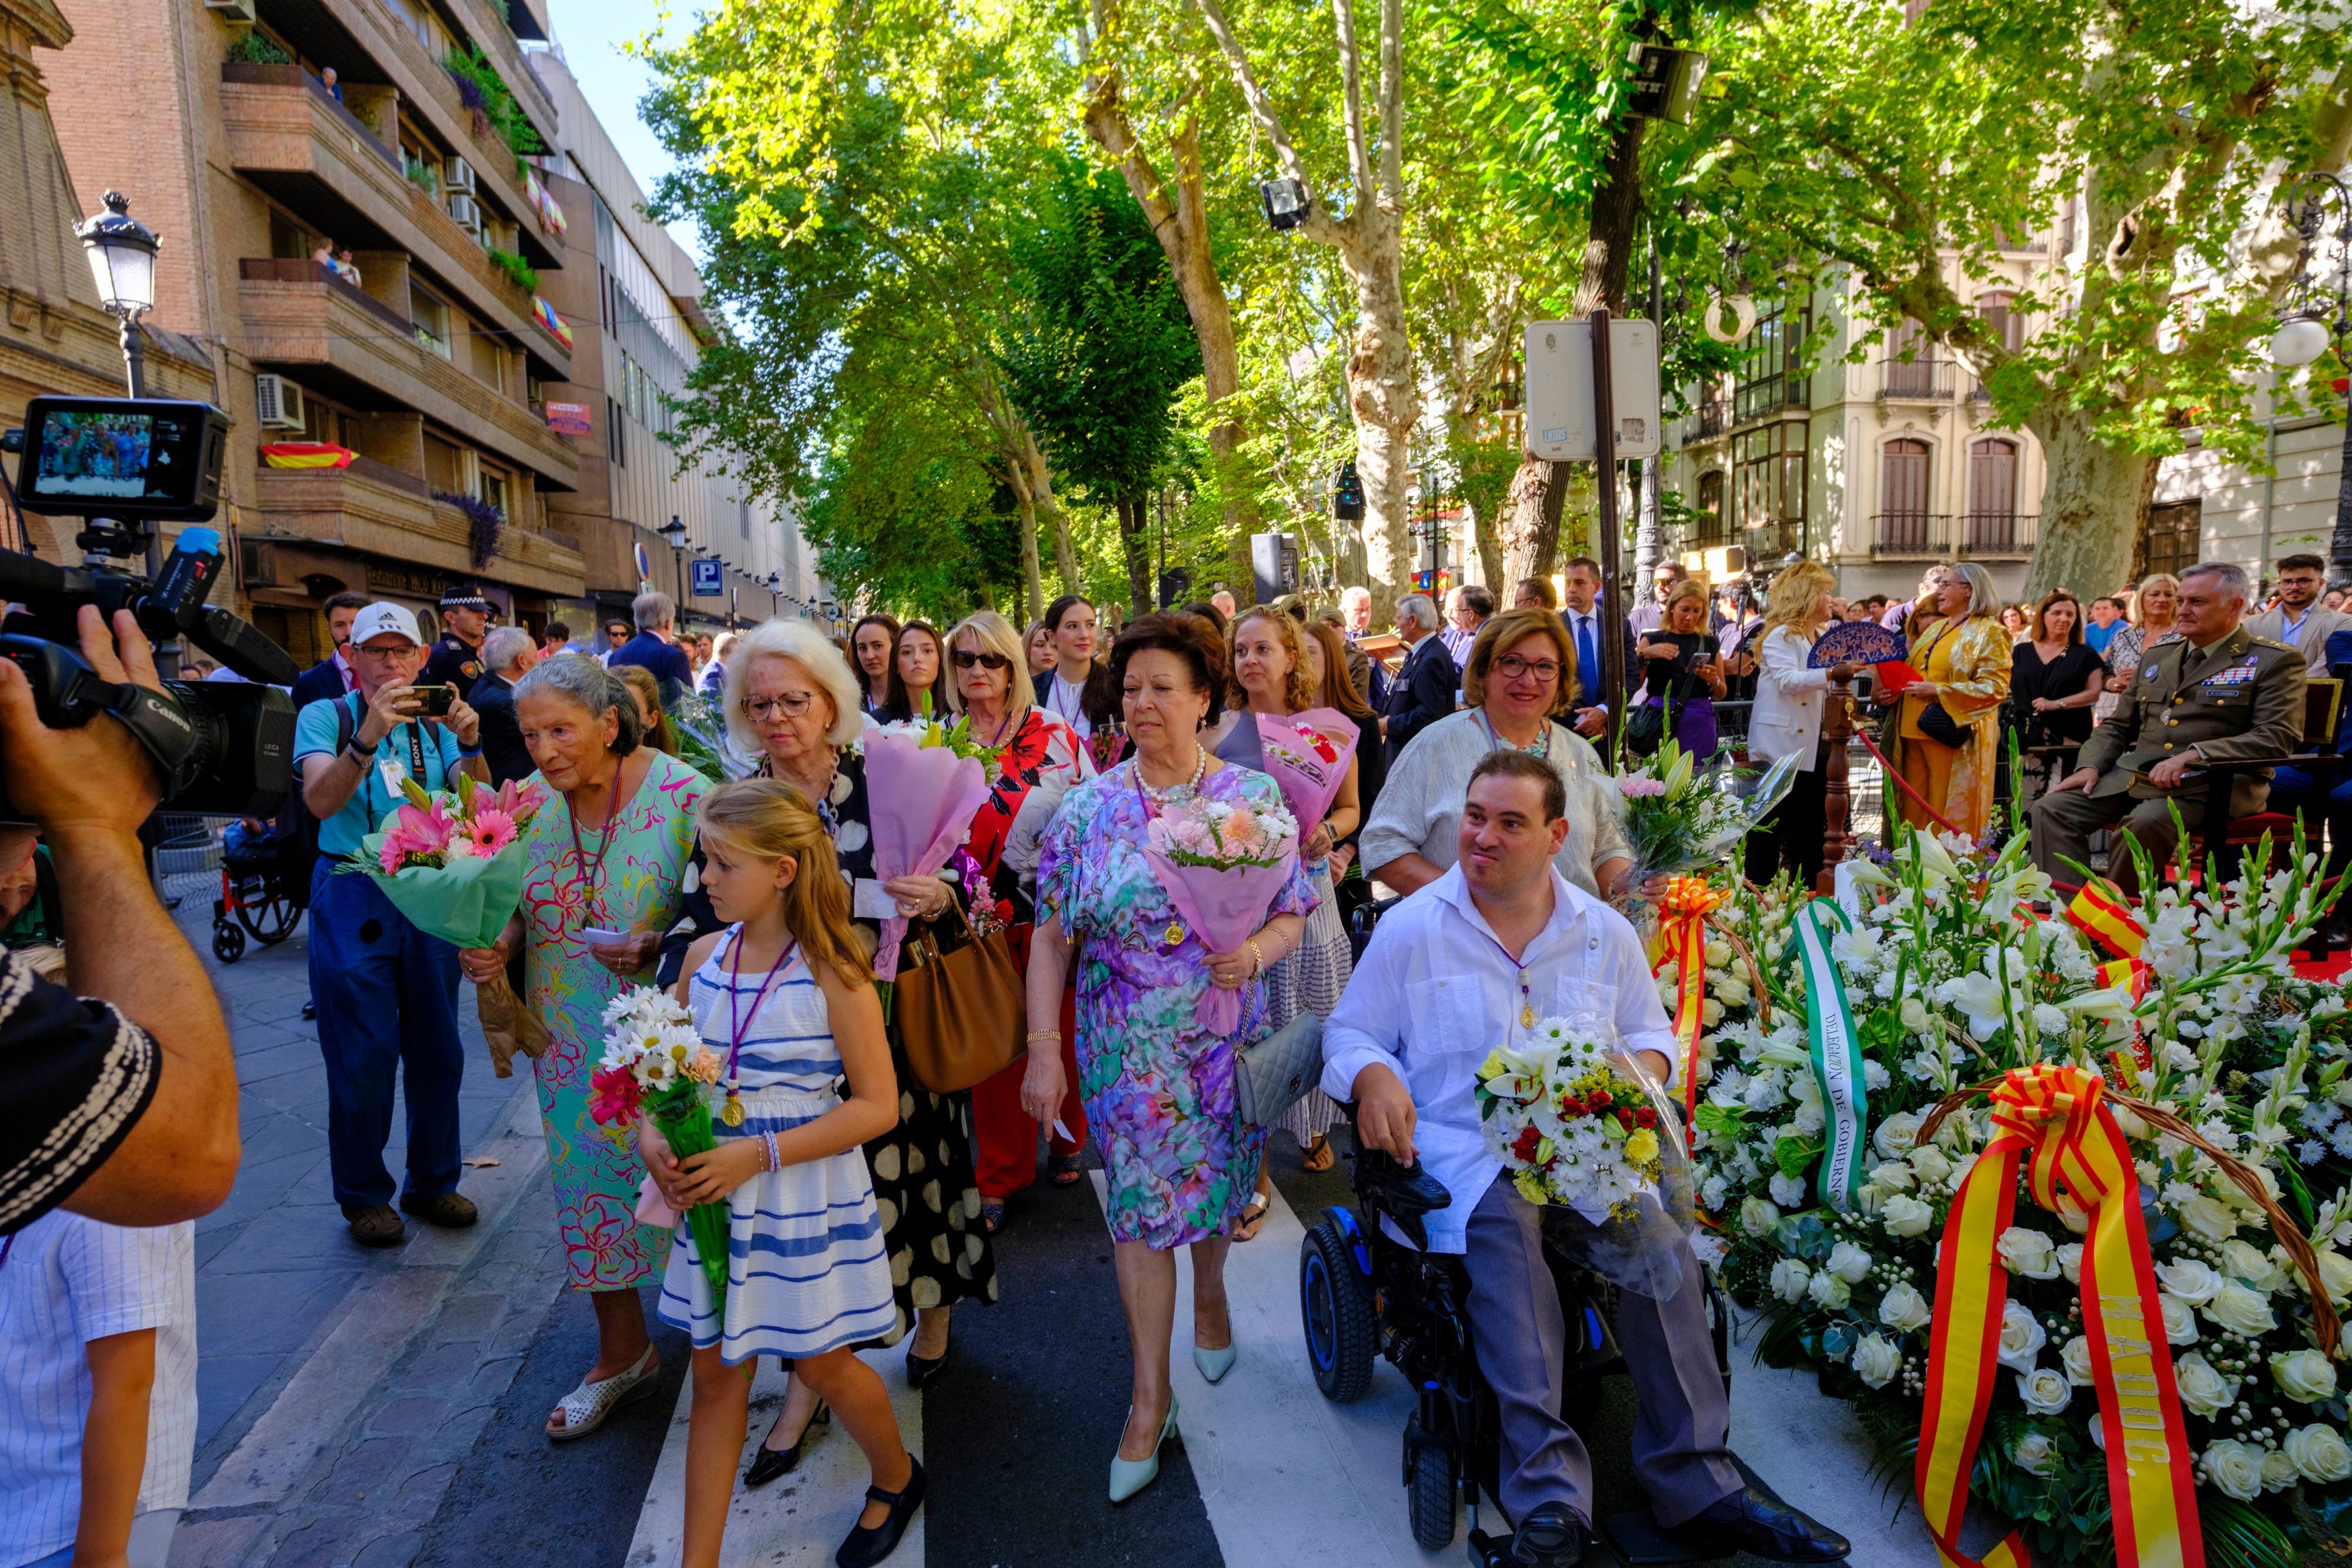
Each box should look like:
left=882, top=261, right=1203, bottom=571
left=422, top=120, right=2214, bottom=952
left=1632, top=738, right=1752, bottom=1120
left=31, top=408, right=185, bottom=501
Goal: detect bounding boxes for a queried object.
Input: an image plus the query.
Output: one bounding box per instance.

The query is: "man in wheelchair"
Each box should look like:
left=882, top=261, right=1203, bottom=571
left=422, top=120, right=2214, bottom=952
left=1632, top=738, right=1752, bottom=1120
left=1321, top=751, right=1849, bottom=1567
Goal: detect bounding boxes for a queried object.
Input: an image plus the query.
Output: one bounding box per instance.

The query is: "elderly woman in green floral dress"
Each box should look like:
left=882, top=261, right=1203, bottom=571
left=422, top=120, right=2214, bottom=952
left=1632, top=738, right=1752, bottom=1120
left=460, top=656, right=706, bottom=1441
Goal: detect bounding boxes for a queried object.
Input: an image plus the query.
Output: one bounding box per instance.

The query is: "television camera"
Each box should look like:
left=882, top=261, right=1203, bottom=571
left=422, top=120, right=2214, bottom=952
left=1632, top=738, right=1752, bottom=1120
left=1, top=395, right=297, bottom=820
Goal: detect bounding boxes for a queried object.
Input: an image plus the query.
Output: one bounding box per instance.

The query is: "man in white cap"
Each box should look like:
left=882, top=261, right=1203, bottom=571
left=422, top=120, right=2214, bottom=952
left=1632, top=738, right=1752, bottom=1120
left=291, top=603, right=488, bottom=1248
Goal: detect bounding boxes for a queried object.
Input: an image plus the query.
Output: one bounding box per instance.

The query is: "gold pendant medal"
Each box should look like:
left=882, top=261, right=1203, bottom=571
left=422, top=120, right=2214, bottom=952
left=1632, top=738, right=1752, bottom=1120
left=1164, top=920, right=1186, bottom=949
left=1520, top=1004, right=1536, bottom=1029
left=720, top=1093, right=746, bottom=1128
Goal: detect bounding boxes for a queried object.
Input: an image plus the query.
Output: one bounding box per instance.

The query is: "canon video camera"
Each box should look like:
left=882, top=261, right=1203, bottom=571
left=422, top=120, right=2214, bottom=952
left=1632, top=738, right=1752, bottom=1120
left=1, top=394, right=298, bottom=820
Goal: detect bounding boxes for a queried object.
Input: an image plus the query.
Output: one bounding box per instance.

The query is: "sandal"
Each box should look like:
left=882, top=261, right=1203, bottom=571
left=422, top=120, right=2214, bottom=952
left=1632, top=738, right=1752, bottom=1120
left=1045, top=1152, right=1083, bottom=1187
left=1300, top=1135, right=1335, bottom=1174
left=981, top=1199, right=1004, bottom=1234
left=545, top=1343, right=659, bottom=1442
left=1233, top=1189, right=1272, bottom=1242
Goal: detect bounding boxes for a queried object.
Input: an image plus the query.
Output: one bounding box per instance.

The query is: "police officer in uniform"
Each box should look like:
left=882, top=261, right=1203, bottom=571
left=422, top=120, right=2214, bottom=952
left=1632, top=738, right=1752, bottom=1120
left=2031, top=560, right=2304, bottom=895
left=420, top=584, right=492, bottom=693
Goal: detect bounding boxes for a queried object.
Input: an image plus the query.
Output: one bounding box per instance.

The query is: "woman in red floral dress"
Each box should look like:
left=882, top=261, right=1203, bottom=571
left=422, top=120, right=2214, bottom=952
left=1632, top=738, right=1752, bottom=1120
left=944, top=610, right=1097, bottom=1230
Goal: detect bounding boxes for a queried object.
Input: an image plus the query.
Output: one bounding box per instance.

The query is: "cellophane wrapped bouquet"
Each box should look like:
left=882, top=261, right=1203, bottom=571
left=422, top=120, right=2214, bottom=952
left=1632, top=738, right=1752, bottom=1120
left=1477, top=1016, right=1669, bottom=1221
left=1616, top=739, right=1798, bottom=882
left=1139, top=789, right=1299, bottom=1036
left=861, top=691, right=995, bottom=977
left=589, top=984, right=731, bottom=1306
left=355, top=773, right=552, bottom=1074
left=1703, top=821, right=2352, bottom=1565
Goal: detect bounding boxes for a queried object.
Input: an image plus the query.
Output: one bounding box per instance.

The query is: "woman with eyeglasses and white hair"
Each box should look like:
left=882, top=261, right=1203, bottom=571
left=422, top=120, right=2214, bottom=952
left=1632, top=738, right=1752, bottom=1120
left=654, top=617, right=999, bottom=1488
left=1887, top=560, right=2013, bottom=841
left=941, top=610, right=1096, bottom=1231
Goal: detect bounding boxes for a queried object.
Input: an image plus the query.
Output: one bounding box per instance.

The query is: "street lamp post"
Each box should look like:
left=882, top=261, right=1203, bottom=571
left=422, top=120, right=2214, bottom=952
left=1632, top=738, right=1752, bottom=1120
left=76, top=190, right=159, bottom=399
left=762, top=571, right=781, bottom=618
left=657, top=514, right=689, bottom=617
left=2269, top=172, right=2352, bottom=583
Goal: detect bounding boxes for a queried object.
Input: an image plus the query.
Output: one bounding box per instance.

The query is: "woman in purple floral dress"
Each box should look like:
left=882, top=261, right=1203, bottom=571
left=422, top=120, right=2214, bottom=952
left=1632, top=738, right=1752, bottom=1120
left=1025, top=611, right=1314, bottom=1503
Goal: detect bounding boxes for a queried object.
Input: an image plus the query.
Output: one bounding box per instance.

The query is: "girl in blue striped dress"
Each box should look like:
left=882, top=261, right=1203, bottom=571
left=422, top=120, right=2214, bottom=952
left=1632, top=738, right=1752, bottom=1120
left=642, top=779, right=922, bottom=1568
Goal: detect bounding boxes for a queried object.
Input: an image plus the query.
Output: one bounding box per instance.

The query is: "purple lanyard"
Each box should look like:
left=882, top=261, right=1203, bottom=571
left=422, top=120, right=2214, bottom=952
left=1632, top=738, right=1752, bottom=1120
left=725, top=932, right=800, bottom=1085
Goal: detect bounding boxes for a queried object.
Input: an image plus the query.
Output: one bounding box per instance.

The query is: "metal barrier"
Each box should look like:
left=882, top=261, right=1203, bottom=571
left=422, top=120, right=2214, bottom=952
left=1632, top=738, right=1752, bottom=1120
left=152, top=813, right=227, bottom=902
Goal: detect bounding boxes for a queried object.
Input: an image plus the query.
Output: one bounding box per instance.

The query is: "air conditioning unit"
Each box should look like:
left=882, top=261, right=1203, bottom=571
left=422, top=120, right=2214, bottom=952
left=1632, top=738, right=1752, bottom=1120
left=446, top=191, right=482, bottom=234
left=254, top=373, right=306, bottom=430
left=205, top=0, right=259, bottom=19
left=444, top=156, right=476, bottom=193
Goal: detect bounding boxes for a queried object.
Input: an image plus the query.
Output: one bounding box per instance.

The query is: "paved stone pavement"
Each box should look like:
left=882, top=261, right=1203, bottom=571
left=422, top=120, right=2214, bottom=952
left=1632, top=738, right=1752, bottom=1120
left=163, top=890, right=570, bottom=1568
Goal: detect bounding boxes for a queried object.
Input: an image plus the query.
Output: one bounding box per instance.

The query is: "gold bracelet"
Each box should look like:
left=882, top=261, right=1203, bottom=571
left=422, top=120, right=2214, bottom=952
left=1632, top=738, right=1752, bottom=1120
left=1026, top=1028, right=1063, bottom=1042
left=1248, top=938, right=1265, bottom=977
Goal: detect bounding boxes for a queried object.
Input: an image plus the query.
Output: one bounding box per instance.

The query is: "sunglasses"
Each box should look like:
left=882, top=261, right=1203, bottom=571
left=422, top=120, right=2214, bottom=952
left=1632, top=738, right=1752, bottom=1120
left=951, top=650, right=1010, bottom=670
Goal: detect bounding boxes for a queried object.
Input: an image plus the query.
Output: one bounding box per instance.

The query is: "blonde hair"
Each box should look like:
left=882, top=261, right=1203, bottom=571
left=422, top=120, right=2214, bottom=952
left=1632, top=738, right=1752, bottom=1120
left=723, top=619, right=864, bottom=754
left=945, top=609, right=1037, bottom=714
left=2132, top=573, right=2180, bottom=626
left=1661, top=577, right=1712, bottom=625
left=1230, top=607, right=1319, bottom=714
left=696, top=778, right=871, bottom=991
left=1462, top=605, right=1578, bottom=716
left=1763, top=561, right=1838, bottom=641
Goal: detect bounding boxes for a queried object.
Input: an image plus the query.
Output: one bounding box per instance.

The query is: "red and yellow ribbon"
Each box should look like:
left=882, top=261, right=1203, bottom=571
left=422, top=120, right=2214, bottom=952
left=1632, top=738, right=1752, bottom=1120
left=1917, top=1065, right=2201, bottom=1568
left=2070, top=878, right=2154, bottom=1068
left=1649, top=876, right=1727, bottom=1148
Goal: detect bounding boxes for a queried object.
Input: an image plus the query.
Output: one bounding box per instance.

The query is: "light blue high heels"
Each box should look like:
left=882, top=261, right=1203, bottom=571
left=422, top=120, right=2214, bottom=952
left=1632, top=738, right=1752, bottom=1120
left=1108, top=1398, right=1180, bottom=1503
left=1192, top=1341, right=1237, bottom=1384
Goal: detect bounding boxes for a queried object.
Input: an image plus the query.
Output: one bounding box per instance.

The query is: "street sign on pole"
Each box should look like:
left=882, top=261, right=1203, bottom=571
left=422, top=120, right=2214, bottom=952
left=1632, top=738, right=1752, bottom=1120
left=690, top=557, right=723, bottom=597
left=1522, top=317, right=1661, bottom=462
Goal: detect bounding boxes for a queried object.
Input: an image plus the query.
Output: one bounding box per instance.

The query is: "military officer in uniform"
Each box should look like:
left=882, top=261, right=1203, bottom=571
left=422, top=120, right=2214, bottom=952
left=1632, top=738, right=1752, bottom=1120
left=2032, top=560, right=2304, bottom=895
left=420, top=584, right=492, bottom=693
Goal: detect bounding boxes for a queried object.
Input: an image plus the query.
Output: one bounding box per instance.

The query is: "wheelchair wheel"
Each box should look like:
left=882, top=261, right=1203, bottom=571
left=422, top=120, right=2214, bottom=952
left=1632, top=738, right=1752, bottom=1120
left=212, top=920, right=246, bottom=964
left=1301, top=1221, right=1377, bottom=1403
left=236, top=895, right=301, bottom=944
left=1407, top=1436, right=1458, bottom=1551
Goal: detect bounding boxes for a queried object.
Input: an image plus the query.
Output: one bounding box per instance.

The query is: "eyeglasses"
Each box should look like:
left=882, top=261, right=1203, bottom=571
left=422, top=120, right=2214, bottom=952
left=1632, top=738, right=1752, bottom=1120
left=951, top=650, right=1010, bottom=671
left=740, top=691, right=817, bottom=720
left=1494, top=655, right=1561, bottom=683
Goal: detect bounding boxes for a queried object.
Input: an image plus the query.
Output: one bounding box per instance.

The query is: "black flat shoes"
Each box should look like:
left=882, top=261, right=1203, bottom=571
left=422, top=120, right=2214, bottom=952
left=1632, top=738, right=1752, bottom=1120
left=836, top=1456, right=926, bottom=1567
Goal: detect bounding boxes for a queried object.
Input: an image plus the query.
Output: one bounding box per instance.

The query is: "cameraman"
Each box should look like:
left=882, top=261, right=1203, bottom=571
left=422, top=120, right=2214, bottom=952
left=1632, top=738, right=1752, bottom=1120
left=296, top=603, right=487, bottom=1249
left=0, top=606, right=240, bottom=1232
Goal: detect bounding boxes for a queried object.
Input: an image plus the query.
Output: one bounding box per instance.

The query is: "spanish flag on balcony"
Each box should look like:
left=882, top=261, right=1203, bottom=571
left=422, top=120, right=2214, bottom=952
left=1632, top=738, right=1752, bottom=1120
left=260, top=443, right=355, bottom=470
left=533, top=296, right=574, bottom=351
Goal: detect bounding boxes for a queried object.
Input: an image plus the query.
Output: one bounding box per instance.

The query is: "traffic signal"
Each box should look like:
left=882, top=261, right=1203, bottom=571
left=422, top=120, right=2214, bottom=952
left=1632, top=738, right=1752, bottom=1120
left=1332, top=460, right=1365, bottom=521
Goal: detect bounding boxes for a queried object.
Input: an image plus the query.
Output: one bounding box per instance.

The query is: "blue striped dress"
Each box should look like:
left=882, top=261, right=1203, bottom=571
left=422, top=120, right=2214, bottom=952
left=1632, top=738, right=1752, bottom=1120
left=656, top=927, right=897, bottom=1363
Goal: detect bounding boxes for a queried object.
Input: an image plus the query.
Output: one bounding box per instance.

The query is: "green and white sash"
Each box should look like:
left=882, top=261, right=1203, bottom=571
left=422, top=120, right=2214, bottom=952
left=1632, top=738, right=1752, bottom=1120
left=1796, top=900, right=1869, bottom=1211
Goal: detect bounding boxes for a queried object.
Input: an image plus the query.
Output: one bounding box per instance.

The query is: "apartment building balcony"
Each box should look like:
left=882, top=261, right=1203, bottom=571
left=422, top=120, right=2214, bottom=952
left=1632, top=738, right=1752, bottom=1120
left=221, top=68, right=570, bottom=377
left=249, top=0, right=560, bottom=271
left=253, top=454, right=584, bottom=597
left=1957, top=512, right=2037, bottom=560
left=1683, top=397, right=1728, bottom=443
left=1879, top=359, right=1957, bottom=401
left=1733, top=374, right=1808, bottom=426
left=239, top=260, right=578, bottom=490
left=1873, top=512, right=1949, bottom=559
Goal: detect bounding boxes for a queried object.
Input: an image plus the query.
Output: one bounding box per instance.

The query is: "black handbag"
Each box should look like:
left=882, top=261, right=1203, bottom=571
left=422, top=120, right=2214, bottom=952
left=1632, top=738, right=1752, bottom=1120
left=1623, top=700, right=1668, bottom=757
left=1915, top=696, right=1971, bottom=750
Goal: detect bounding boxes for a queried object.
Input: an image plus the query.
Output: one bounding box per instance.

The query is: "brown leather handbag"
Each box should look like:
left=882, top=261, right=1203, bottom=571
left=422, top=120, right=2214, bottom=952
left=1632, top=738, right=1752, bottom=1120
left=894, top=908, right=1027, bottom=1093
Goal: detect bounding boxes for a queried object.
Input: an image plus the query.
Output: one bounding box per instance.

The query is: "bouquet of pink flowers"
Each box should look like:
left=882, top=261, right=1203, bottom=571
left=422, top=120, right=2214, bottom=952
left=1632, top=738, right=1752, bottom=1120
left=1253, top=709, right=1358, bottom=857
left=353, top=773, right=552, bottom=1074
left=861, top=722, right=993, bottom=978
left=1140, top=790, right=1301, bottom=1036
left=588, top=985, right=731, bottom=1307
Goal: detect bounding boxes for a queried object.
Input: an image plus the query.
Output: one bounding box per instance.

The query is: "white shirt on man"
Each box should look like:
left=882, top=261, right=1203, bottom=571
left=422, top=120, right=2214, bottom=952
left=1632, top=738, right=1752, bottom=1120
left=1320, top=865, right=1678, bottom=1253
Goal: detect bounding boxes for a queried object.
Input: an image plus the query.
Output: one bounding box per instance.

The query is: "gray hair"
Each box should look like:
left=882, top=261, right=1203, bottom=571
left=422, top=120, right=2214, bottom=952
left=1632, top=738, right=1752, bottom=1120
left=1945, top=561, right=2000, bottom=620
left=511, top=655, right=643, bottom=755
left=2181, top=560, right=2251, bottom=605
left=723, top=618, right=865, bottom=754
left=482, top=625, right=534, bottom=674
left=1339, top=585, right=1371, bottom=611
left=632, top=590, right=674, bottom=631
left=1396, top=593, right=1439, bottom=632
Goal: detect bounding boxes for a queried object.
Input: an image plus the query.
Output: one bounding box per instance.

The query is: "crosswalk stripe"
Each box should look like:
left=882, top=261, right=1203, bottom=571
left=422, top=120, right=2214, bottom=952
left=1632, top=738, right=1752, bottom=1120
left=626, top=1342, right=924, bottom=1566
left=1087, top=1170, right=1455, bottom=1568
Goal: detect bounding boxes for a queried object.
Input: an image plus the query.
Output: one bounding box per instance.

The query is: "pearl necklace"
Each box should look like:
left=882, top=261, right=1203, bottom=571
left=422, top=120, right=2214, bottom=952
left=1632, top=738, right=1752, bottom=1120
left=1138, top=743, right=1208, bottom=802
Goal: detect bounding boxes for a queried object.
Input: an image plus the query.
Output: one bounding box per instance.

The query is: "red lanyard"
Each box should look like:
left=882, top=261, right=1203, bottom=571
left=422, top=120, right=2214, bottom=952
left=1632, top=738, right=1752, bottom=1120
left=566, top=760, right=645, bottom=930
left=725, top=932, right=800, bottom=1086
